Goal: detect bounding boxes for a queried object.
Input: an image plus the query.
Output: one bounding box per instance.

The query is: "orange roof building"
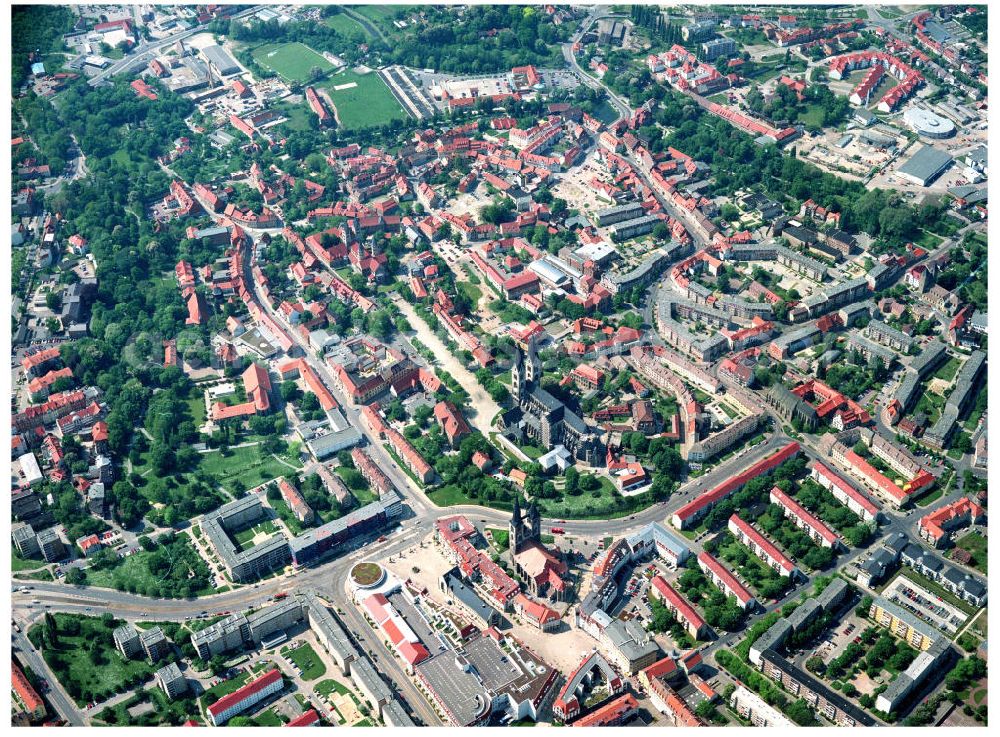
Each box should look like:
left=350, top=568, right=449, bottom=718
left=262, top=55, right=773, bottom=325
left=211, top=363, right=272, bottom=422
left=12, top=663, right=45, bottom=720
left=918, top=497, right=984, bottom=548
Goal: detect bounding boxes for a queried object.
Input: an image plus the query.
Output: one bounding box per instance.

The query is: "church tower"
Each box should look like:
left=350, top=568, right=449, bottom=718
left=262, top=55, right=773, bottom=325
left=527, top=500, right=541, bottom=544
left=509, top=494, right=523, bottom=553
left=511, top=348, right=525, bottom=405
left=525, top=333, right=541, bottom=386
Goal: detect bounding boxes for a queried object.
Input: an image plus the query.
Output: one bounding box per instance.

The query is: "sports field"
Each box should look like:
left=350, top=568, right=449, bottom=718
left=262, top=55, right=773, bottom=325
left=323, top=13, right=370, bottom=38
left=316, top=70, right=408, bottom=129
left=251, top=42, right=333, bottom=82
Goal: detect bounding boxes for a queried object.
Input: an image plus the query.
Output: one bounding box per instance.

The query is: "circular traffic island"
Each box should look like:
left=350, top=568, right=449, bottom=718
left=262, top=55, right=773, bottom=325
left=350, top=562, right=386, bottom=589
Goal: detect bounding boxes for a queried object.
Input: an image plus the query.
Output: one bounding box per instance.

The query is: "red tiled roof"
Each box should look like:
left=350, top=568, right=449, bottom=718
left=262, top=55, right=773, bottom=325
left=207, top=669, right=282, bottom=718
left=285, top=709, right=319, bottom=727
left=650, top=576, right=706, bottom=631
left=12, top=663, right=44, bottom=716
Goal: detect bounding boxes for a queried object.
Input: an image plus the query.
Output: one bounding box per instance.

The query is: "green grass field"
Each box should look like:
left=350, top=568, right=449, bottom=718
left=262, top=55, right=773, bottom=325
left=457, top=280, right=483, bottom=305
left=187, top=396, right=206, bottom=428
left=283, top=643, right=327, bottom=681
left=952, top=531, right=987, bottom=574
left=233, top=520, right=279, bottom=549
left=252, top=42, right=333, bottom=82
left=29, top=614, right=158, bottom=706
left=12, top=546, right=44, bottom=572
left=316, top=70, right=407, bottom=129
left=83, top=536, right=214, bottom=597
left=352, top=5, right=408, bottom=24
left=276, top=101, right=314, bottom=132
left=199, top=444, right=303, bottom=493
left=323, top=13, right=370, bottom=38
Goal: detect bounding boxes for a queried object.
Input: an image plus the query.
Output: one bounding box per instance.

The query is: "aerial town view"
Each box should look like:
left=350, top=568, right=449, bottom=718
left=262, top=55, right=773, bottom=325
left=9, top=1, right=990, bottom=729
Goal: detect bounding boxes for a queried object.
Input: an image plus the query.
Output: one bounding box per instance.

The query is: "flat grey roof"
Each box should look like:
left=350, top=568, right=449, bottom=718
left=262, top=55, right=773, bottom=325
left=898, top=146, right=953, bottom=183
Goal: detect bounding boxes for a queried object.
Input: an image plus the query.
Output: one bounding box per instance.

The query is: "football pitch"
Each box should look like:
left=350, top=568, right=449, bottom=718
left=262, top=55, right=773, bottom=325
left=317, top=70, right=408, bottom=130
left=251, top=42, right=333, bottom=82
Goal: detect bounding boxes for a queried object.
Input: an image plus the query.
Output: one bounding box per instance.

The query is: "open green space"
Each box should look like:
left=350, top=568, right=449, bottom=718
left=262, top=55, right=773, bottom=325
left=315, top=678, right=356, bottom=699
left=254, top=708, right=284, bottom=726
left=430, top=473, right=640, bottom=521
left=323, top=13, right=371, bottom=38
left=456, top=279, right=483, bottom=306
left=187, top=396, right=207, bottom=428
left=951, top=531, right=987, bottom=575
left=489, top=528, right=510, bottom=552
left=352, top=4, right=409, bottom=25
left=16, top=568, right=55, bottom=581
left=933, top=356, right=962, bottom=383
left=131, top=441, right=302, bottom=523
left=282, top=642, right=327, bottom=681
left=797, top=102, right=828, bottom=129
left=914, top=229, right=944, bottom=250
left=315, top=677, right=362, bottom=724
left=82, top=533, right=213, bottom=598
left=316, top=70, right=407, bottom=130
left=275, top=101, right=314, bottom=132
left=233, top=519, right=279, bottom=549
left=200, top=667, right=260, bottom=710
left=12, top=546, right=45, bottom=572
left=28, top=613, right=159, bottom=706
left=519, top=443, right=546, bottom=460
left=199, top=444, right=302, bottom=492
left=334, top=466, right=377, bottom=506
left=96, top=685, right=200, bottom=727
left=914, top=485, right=946, bottom=508
left=251, top=42, right=334, bottom=83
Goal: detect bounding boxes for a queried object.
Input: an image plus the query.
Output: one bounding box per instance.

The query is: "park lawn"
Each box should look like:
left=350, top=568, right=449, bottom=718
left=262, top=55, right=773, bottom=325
left=83, top=541, right=214, bottom=597
left=251, top=42, right=333, bottom=82
left=797, top=102, right=828, bottom=129
left=12, top=546, right=45, bottom=572
left=187, top=396, right=206, bottom=428
left=934, top=356, right=962, bottom=382
left=914, top=229, right=944, bottom=250
left=233, top=519, right=280, bottom=548
left=315, top=678, right=356, bottom=699
left=283, top=643, right=327, bottom=680
left=952, top=531, right=987, bottom=574
left=275, top=100, right=314, bottom=132
left=199, top=444, right=303, bottom=493
left=316, top=70, right=407, bottom=130
left=17, top=568, right=54, bottom=581
left=489, top=528, right=510, bottom=552
left=323, top=13, right=370, bottom=38
left=457, top=279, right=483, bottom=305
left=30, top=614, right=157, bottom=706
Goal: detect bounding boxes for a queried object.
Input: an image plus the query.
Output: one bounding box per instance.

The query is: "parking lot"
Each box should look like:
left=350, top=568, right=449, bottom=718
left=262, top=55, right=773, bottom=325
left=884, top=574, right=967, bottom=634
